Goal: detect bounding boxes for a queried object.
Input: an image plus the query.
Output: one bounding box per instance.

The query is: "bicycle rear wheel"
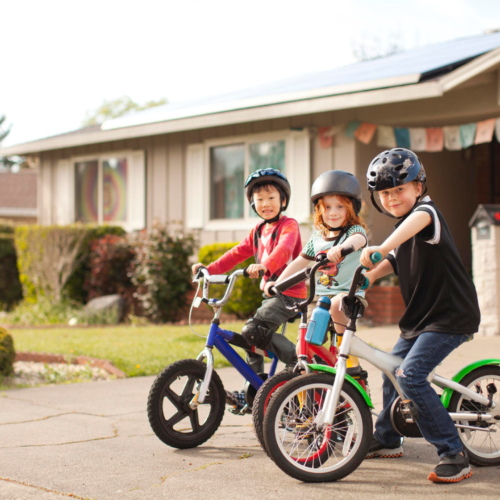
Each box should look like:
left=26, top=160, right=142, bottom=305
left=448, top=365, right=500, bottom=466
left=263, top=373, right=372, bottom=482
left=147, top=359, right=225, bottom=449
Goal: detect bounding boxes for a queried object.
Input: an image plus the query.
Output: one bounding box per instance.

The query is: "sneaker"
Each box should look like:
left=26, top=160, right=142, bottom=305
left=428, top=452, right=472, bottom=483
left=225, top=390, right=251, bottom=414
left=365, top=436, right=403, bottom=458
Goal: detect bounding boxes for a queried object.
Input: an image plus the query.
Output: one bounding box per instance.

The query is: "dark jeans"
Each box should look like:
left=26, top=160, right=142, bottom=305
left=374, top=331, right=473, bottom=458
left=246, top=295, right=302, bottom=374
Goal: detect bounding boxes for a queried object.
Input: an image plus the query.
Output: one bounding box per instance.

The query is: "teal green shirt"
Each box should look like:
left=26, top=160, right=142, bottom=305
left=301, top=225, right=367, bottom=297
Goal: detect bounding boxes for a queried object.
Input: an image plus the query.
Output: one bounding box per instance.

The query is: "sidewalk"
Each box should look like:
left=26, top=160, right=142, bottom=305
left=1, top=326, right=499, bottom=500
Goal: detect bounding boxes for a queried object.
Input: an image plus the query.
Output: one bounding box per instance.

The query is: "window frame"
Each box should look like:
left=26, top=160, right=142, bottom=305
left=203, top=131, right=298, bottom=231
left=71, top=150, right=136, bottom=229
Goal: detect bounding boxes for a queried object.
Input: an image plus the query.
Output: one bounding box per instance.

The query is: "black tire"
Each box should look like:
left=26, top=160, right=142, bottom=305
left=263, top=373, right=372, bottom=482
left=448, top=365, right=500, bottom=466
left=147, top=359, right=225, bottom=449
left=252, top=371, right=299, bottom=454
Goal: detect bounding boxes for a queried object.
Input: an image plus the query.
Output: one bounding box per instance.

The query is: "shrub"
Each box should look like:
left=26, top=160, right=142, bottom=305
left=0, top=327, right=15, bottom=377
left=198, top=242, right=262, bottom=319
left=15, top=225, right=126, bottom=304
left=0, top=222, right=23, bottom=310
left=131, top=223, right=196, bottom=322
left=84, top=234, right=137, bottom=312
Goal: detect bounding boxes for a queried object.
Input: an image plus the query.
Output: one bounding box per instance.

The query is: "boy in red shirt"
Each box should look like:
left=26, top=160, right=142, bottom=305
left=192, top=169, right=306, bottom=410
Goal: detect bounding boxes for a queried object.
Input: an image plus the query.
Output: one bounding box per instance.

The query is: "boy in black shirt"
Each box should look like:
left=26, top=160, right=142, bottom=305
left=361, top=148, right=480, bottom=483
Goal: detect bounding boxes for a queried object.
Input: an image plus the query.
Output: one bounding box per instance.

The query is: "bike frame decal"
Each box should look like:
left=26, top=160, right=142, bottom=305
left=308, top=363, right=374, bottom=408
left=440, top=359, right=500, bottom=408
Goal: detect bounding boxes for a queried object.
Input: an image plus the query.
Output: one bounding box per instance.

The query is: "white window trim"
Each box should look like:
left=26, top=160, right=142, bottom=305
left=70, top=150, right=140, bottom=231
left=203, top=130, right=310, bottom=231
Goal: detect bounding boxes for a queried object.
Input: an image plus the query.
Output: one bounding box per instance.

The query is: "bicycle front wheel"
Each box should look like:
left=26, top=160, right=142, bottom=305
left=147, top=359, right=225, bottom=449
left=263, top=373, right=372, bottom=482
left=448, top=365, right=500, bottom=466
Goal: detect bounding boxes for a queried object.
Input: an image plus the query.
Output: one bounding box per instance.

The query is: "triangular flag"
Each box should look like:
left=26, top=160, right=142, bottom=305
left=354, top=123, right=377, bottom=144
left=344, top=121, right=361, bottom=138
left=318, top=127, right=333, bottom=149
left=394, top=128, right=410, bottom=149
left=409, top=128, right=426, bottom=151
left=460, top=123, right=477, bottom=149
left=426, top=128, right=444, bottom=152
left=377, top=126, right=396, bottom=148
left=443, top=126, right=462, bottom=151
left=475, top=119, right=496, bottom=145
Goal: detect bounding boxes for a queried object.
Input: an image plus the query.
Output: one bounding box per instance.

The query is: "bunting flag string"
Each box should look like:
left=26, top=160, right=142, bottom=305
left=317, top=118, right=500, bottom=151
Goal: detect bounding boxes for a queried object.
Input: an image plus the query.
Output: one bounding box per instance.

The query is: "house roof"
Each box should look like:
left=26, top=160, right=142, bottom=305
left=0, top=169, right=37, bottom=217
left=3, top=32, right=500, bottom=156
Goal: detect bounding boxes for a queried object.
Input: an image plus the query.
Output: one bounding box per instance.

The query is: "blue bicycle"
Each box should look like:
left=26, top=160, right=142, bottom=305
left=147, top=266, right=291, bottom=449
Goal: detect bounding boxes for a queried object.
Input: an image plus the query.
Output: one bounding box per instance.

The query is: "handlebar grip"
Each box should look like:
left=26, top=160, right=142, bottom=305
left=242, top=267, right=265, bottom=278
left=268, top=286, right=277, bottom=297
left=371, top=252, right=382, bottom=264
left=341, top=245, right=355, bottom=257
left=194, top=266, right=208, bottom=280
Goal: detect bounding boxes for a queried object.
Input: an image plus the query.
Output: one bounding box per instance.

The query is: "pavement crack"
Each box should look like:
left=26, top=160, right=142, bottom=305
left=0, top=412, right=77, bottom=425
left=0, top=476, right=94, bottom=499
left=160, top=453, right=253, bottom=482
left=0, top=424, right=119, bottom=449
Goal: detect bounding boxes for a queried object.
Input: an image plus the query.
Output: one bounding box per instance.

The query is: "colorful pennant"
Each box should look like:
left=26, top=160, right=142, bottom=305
left=317, top=118, right=500, bottom=152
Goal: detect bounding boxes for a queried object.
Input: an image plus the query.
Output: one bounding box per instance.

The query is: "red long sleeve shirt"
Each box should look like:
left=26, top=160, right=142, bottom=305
left=207, top=216, right=307, bottom=299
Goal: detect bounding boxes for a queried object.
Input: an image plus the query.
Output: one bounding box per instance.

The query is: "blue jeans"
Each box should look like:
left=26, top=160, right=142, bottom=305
left=374, top=331, right=473, bottom=458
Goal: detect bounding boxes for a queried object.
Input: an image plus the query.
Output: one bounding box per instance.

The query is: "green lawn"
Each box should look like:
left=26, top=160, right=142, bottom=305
left=9, top=322, right=299, bottom=377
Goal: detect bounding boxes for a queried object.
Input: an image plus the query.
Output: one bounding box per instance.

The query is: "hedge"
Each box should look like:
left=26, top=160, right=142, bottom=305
left=0, top=222, right=23, bottom=310
left=198, top=242, right=263, bottom=319
left=14, top=225, right=126, bottom=303
left=0, top=327, right=15, bottom=377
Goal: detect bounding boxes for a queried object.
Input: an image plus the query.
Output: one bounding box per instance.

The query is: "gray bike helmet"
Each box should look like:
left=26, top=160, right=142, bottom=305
left=310, top=170, right=362, bottom=215
left=366, top=148, right=426, bottom=217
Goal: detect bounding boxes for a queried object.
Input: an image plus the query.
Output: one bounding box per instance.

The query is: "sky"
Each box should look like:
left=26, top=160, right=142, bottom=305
left=2, top=0, right=500, bottom=147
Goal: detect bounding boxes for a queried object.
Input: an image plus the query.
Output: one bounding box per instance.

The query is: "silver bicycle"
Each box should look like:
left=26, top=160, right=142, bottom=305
left=262, top=250, right=500, bottom=482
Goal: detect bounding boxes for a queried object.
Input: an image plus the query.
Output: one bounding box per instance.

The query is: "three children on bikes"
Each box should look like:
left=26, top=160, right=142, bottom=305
left=192, top=147, right=480, bottom=484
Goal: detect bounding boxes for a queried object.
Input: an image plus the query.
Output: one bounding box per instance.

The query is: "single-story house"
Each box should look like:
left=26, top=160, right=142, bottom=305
left=0, top=168, right=38, bottom=224
left=3, top=32, right=500, bottom=267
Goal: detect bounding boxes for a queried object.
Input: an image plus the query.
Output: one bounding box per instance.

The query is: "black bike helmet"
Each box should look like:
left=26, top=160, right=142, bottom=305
left=245, top=168, right=291, bottom=217
left=367, top=148, right=426, bottom=192
left=366, top=148, right=426, bottom=218
left=310, top=170, right=362, bottom=215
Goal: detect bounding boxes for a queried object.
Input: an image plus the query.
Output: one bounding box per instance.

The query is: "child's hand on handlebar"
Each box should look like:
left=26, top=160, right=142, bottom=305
left=360, top=246, right=386, bottom=268
left=264, top=281, right=275, bottom=297
left=327, top=244, right=346, bottom=264
left=247, top=263, right=268, bottom=279
left=191, top=262, right=204, bottom=275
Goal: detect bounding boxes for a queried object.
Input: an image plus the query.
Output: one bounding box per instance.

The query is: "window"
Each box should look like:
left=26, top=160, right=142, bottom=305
left=71, top=151, right=144, bottom=230
left=209, top=139, right=286, bottom=221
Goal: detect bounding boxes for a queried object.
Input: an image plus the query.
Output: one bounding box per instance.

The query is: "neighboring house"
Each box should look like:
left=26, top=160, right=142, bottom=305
left=0, top=169, right=37, bottom=224
left=3, top=33, right=500, bottom=266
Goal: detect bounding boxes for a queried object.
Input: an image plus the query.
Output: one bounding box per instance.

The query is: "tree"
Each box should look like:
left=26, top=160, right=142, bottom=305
left=352, top=34, right=404, bottom=62
left=83, top=96, right=168, bottom=127
left=0, top=115, right=10, bottom=144
left=0, top=115, right=16, bottom=171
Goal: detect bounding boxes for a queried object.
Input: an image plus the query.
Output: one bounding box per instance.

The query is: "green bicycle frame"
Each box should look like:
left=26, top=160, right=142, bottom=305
left=440, top=359, right=500, bottom=408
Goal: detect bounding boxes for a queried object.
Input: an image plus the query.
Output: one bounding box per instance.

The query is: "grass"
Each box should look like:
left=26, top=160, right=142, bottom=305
left=8, top=322, right=300, bottom=378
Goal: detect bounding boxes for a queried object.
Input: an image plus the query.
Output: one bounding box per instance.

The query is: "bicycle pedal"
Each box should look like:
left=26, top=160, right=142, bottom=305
left=400, top=399, right=419, bottom=423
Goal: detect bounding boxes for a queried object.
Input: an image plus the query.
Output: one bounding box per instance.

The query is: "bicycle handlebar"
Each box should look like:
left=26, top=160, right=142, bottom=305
left=193, top=266, right=265, bottom=308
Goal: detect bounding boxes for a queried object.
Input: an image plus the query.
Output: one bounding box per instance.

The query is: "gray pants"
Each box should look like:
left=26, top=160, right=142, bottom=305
left=246, top=295, right=303, bottom=374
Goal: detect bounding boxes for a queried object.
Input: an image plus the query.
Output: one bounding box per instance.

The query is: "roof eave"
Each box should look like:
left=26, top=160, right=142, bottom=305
left=0, top=80, right=441, bottom=157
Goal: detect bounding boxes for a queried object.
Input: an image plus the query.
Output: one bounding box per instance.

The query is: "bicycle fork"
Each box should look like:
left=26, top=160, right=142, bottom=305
left=314, top=328, right=354, bottom=427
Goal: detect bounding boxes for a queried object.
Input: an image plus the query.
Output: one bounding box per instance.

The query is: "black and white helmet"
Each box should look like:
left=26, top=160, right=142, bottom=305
left=244, top=168, right=291, bottom=210
left=310, top=170, right=362, bottom=215
left=367, top=148, right=426, bottom=192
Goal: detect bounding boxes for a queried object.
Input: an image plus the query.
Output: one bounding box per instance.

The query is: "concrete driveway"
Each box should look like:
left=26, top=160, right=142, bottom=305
left=1, top=326, right=499, bottom=500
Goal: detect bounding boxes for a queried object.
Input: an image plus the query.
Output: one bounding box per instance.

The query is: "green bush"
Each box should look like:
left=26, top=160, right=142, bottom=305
left=14, top=224, right=125, bottom=304
left=0, top=222, right=23, bottom=310
left=0, top=327, right=15, bottom=377
left=131, top=223, right=196, bottom=323
left=198, top=242, right=263, bottom=319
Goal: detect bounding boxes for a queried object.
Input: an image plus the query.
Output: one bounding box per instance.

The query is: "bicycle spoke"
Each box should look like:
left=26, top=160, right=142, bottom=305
left=166, top=409, right=189, bottom=429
